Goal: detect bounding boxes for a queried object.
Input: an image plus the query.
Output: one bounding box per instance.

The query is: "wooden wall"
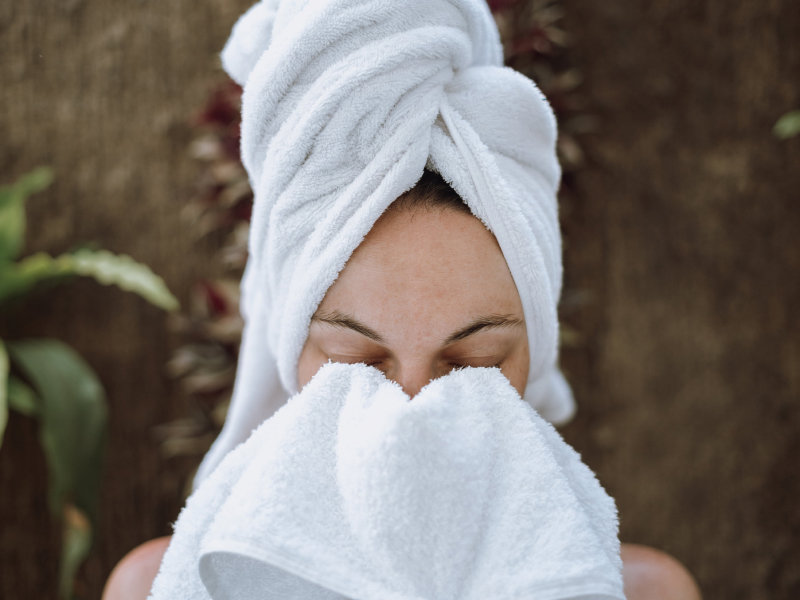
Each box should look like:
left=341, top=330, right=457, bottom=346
left=0, top=0, right=252, bottom=597
left=559, top=1, right=800, bottom=598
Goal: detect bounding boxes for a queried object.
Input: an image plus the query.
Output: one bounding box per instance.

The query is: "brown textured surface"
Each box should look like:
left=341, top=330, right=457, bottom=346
left=0, top=1, right=252, bottom=598
left=558, top=1, right=800, bottom=599
left=0, top=0, right=798, bottom=599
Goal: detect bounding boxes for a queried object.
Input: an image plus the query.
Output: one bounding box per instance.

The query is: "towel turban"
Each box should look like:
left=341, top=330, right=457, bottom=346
left=195, top=0, right=576, bottom=486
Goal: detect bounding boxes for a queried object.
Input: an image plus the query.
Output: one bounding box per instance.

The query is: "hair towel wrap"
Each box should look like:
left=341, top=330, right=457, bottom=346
left=196, top=0, right=576, bottom=486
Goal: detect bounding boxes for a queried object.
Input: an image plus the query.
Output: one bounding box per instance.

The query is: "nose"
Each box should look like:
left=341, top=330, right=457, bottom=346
left=389, top=359, right=436, bottom=399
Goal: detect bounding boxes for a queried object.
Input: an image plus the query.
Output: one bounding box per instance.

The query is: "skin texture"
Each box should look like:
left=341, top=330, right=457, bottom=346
left=103, top=208, right=702, bottom=600
left=621, top=545, right=703, bottom=600
left=297, top=208, right=530, bottom=398
left=102, top=537, right=171, bottom=600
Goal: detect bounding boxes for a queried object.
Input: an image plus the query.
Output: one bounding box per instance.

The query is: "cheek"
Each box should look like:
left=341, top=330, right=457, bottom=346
left=503, top=359, right=529, bottom=398
left=297, top=340, right=329, bottom=390
left=502, top=338, right=530, bottom=397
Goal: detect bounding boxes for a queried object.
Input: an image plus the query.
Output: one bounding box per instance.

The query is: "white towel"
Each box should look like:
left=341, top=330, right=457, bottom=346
left=196, top=0, right=575, bottom=487
left=150, top=364, right=624, bottom=600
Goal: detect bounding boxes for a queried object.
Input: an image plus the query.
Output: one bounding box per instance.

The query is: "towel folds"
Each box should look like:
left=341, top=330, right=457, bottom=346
left=150, top=364, right=624, bottom=600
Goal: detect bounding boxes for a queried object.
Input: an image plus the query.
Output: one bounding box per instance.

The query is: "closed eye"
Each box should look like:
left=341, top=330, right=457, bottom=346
left=328, top=354, right=387, bottom=367
left=447, top=357, right=503, bottom=369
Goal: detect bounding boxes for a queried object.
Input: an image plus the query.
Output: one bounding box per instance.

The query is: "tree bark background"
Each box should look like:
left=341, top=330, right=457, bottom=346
left=0, top=0, right=254, bottom=597
left=558, top=2, right=800, bottom=598
left=0, top=1, right=797, bottom=599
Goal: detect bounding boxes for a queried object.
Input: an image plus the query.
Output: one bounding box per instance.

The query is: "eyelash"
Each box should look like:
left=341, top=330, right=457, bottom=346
left=451, top=361, right=502, bottom=369
left=345, top=359, right=503, bottom=370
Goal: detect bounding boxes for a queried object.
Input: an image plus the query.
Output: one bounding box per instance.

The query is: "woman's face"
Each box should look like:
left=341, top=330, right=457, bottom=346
left=298, top=207, right=530, bottom=397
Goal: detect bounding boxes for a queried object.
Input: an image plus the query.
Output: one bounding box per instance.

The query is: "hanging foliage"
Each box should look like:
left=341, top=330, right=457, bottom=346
left=0, top=168, right=179, bottom=599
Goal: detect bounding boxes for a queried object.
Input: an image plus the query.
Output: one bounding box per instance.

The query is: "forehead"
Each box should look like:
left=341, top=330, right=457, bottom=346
left=319, top=209, right=522, bottom=333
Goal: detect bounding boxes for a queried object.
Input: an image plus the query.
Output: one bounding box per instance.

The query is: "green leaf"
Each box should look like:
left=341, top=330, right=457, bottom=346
left=59, top=504, right=93, bottom=600
left=774, top=110, right=800, bottom=140
left=0, top=249, right=180, bottom=313
left=6, top=339, right=108, bottom=599
left=5, top=167, right=55, bottom=200
left=0, top=341, right=7, bottom=448
left=68, top=249, right=180, bottom=312
left=6, top=339, right=107, bottom=526
left=0, top=252, right=75, bottom=303
left=7, top=375, right=40, bottom=416
left=0, top=167, right=54, bottom=261
left=6, top=339, right=107, bottom=599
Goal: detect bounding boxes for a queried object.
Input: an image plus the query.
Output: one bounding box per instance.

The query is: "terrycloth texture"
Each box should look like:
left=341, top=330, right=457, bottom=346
left=150, top=364, right=624, bottom=600
left=196, top=0, right=575, bottom=486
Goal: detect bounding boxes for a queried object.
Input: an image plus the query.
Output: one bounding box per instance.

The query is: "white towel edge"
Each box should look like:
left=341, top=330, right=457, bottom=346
left=199, top=538, right=625, bottom=600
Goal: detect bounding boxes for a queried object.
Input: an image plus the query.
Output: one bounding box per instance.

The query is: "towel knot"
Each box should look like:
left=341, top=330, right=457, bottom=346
left=195, top=0, right=575, bottom=487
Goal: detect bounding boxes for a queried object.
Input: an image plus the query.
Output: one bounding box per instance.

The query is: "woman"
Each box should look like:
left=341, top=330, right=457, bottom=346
left=107, top=0, right=702, bottom=596
left=105, top=175, right=701, bottom=600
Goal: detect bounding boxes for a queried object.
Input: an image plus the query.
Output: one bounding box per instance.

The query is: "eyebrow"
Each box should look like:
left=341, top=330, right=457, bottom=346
left=311, top=310, right=387, bottom=344
left=442, top=314, right=524, bottom=345
left=311, top=310, right=523, bottom=346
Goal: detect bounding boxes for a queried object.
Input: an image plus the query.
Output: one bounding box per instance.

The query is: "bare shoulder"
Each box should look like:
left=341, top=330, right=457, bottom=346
left=102, top=536, right=172, bottom=600
left=621, top=543, right=703, bottom=600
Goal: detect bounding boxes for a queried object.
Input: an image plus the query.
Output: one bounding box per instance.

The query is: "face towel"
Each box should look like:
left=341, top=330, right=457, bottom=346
left=149, top=364, right=624, bottom=600
left=195, top=0, right=576, bottom=487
